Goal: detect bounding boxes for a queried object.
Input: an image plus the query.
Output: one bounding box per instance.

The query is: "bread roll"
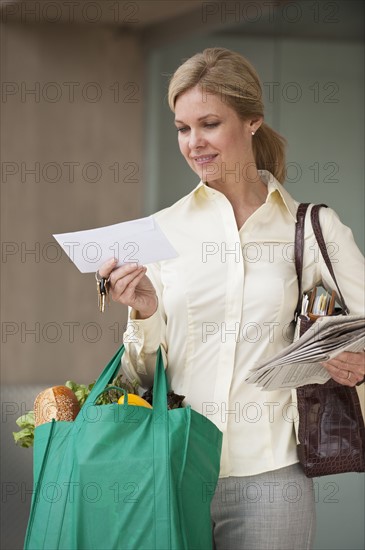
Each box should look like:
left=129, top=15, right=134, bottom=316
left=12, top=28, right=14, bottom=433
left=34, top=385, right=80, bottom=427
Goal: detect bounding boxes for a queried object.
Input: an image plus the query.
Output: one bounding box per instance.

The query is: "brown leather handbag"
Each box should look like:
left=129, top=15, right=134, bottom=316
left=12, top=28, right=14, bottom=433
left=294, top=203, right=365, bottom=477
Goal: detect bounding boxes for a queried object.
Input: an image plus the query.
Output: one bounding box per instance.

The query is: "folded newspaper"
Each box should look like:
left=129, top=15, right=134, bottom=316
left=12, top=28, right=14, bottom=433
left=245, top=315, right=365, bottom=391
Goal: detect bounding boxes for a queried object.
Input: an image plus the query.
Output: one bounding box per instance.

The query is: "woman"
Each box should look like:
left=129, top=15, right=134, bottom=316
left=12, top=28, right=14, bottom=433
left=99, top=48, right=365, bottom=549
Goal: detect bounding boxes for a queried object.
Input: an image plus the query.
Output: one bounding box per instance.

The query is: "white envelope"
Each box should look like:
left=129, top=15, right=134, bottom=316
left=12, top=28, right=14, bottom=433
left=53, top=216, right=178, bottom=273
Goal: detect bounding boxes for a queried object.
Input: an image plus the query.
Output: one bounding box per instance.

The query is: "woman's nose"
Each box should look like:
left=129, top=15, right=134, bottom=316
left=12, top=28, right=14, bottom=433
left=188, top=129, right=205, bottom=150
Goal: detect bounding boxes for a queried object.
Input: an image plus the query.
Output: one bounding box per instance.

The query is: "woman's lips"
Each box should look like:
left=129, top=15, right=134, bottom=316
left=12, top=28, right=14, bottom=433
left=193, top=154, right=218, bottom=165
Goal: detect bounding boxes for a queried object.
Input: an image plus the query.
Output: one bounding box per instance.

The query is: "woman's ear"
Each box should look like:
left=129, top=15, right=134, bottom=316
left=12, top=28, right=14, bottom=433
left=249, top=116, right=264, bottom=135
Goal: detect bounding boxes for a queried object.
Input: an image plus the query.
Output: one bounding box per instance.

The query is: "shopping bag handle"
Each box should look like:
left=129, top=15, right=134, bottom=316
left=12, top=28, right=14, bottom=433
left=151, top=347, right=168, bottom=418
left=83, top=344, right=126, bottom=405
left=75, top=345, right=167, bottom=425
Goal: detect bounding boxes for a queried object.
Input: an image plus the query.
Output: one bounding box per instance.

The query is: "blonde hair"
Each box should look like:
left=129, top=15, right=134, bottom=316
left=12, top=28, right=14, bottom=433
left=168, top=48, right=286, bottom=183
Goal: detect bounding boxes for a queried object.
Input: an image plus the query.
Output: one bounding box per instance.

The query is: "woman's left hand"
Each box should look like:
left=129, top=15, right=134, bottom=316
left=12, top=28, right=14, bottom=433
left=321, top=350, right=365, bottom=386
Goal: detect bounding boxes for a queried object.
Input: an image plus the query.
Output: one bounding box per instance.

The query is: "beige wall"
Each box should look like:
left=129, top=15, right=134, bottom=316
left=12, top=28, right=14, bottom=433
left=1, top=22, right=143, bottom=384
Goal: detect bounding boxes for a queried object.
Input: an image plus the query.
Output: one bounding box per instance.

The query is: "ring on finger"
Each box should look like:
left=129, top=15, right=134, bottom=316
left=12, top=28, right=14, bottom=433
left=346, top=370, right=351, bottom=380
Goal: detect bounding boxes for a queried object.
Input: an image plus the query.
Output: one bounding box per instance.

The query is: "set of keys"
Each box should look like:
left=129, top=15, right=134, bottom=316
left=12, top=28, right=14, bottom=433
left=95, top=272, right=110, bottom=313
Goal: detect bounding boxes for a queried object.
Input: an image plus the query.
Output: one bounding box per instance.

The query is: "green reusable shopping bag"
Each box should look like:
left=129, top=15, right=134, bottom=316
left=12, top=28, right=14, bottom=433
left=24, top=346, right=222, bottom=550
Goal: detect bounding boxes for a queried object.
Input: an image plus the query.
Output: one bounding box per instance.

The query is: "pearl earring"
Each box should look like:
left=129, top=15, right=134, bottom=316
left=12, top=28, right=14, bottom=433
left=251, top=131, right=255, bottom=136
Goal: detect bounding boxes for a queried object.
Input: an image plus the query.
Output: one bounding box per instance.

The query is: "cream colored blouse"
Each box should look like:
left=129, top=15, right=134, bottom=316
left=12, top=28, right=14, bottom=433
left=121, top=170, right=365, bottom=477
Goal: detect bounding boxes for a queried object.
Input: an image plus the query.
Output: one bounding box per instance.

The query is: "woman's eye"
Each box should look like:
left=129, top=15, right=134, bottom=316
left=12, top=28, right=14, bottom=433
left=176, top=122, right=219, bottom=133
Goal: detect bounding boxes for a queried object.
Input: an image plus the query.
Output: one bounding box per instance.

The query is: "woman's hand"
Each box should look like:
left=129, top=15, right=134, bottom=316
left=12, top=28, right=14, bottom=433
left=321, top=350, right=365, bottom=387
left=98, top=258, right=158, bottom=320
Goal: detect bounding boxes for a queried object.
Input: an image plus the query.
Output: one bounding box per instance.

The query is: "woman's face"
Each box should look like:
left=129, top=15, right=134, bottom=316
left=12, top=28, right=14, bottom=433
left=174, top=85, right=261, bottom=187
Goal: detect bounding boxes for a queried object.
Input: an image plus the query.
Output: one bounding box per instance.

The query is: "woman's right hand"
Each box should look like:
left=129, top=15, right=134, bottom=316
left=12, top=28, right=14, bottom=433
left=98, top=258, right=158, bottom=320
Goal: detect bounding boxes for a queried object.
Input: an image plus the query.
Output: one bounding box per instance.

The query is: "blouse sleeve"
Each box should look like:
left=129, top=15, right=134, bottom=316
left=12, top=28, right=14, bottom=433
left=121, top=261, right=168, bottom=388
left=318, top=207, right=365, bottom=315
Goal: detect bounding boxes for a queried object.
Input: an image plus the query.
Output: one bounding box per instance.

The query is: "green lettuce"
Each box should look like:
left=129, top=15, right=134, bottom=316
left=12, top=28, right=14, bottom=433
left=12, top=411, right=35, bottom=448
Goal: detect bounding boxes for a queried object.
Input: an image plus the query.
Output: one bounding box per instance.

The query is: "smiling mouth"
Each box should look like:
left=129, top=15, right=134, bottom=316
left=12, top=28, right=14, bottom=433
left=193, top=154, right=218, bottom=165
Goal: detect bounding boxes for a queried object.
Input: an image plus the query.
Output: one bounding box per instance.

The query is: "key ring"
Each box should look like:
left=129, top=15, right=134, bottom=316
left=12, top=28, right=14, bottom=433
left=95, top=270, right=110, bottom=283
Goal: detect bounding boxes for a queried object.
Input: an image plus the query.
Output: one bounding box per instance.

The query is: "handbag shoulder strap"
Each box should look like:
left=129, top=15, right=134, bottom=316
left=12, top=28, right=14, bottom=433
left=294, top=203, right=310, bottom=319
left=294, top=203, right=350, bottom=319
left=310, top=205, right=349, bottom=313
